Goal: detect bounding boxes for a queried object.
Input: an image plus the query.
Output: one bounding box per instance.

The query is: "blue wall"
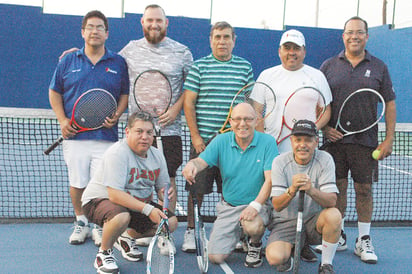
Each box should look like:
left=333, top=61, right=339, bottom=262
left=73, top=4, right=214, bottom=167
left=0, top=4, right=410, bottom=122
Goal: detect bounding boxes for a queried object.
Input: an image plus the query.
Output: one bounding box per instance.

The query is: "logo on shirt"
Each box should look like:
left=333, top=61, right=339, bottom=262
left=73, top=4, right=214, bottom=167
left=71, top=69, right=81, bottom=73
left=364, top=69, right=371, bottom=78
left=105, top=67, right=118, bottom=74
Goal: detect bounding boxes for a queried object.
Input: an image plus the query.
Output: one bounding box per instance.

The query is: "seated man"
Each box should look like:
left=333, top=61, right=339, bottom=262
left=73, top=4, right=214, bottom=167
left=266, top=120, right=341, bottom=274
left=81, top=111, right=178, bottom=274
left=182, top=103, right=278, bottom=268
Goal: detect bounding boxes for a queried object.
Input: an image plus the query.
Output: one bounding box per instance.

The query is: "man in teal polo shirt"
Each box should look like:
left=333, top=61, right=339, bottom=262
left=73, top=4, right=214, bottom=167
left=182, top=103, right=278, bottom=268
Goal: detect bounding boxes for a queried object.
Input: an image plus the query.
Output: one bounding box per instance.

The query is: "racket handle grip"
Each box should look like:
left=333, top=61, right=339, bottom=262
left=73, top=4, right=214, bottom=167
left=43, top=136, right=64, bottom=155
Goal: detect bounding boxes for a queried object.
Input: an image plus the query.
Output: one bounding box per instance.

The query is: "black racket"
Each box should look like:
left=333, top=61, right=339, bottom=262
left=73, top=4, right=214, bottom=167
left=133, top=69, right=172, bottom=152
left=321, top=88, right=385, bottom=148
left=44, top=88, right=117, bottom=155
left=146, top=184, right=174, bottom=274
left=292, top=190, right=305, bottom=274
left=192, top=187, right=208, bottom=273
left=277, top=86, right=326, bottom=145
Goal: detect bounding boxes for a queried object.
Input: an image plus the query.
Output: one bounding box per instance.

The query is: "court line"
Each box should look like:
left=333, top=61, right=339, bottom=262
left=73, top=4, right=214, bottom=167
left=219, top=262, right=235, bottom=274
left=379, top=163, right=412, bottom=176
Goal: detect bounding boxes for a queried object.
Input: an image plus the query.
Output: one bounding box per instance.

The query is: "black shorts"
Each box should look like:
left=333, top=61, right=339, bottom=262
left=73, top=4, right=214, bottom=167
left=152, top=136, right=182, bottom=178
left=184, top=144, right=222, bottom=195
left=324, top=143, right=378, bottom=183
left=83, top=198, right=175, bottom=234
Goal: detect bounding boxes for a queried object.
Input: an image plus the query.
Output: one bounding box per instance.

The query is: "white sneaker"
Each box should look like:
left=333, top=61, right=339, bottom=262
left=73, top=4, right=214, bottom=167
left=354, top=235, right=378, bottom=264
left=114, top=234, right=143, bottom=262
left=181, top=228, right=196, bottom=253
left=158, top=236, right=176, bottom=256
left=69, top=221, right=91, bottom=245
left=135, top=236, right=152, bottom=246
left=92, top=224, right=103, bottom=247
left=94, top=248, right=119, bottom=274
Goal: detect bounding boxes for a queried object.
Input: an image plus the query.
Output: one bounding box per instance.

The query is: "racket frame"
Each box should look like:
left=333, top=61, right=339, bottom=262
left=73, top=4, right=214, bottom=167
left=43, top=88, right=117, bottom=155
left=292, top=190, right=305, bottom=274
left=192, top=189, right=208, bottom=273
left=335, top=88, right=385, bottom=137
left=207, top=81, right=276, bottom=144
left=146, top=184, right=174, bottom=274
left=133, top=69, right=172, bottom=153
left=277, top=86, right=326, bottom=145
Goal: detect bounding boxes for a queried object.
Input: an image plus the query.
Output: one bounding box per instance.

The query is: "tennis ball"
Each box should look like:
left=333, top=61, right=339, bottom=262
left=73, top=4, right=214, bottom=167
left=372, top=149, right=381, bottom=160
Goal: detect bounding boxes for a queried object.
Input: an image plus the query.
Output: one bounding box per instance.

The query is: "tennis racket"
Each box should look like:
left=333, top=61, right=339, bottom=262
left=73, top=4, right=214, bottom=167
left=43, top=88, right=117, bottom=155
left=292, top=190, right=305, bottom=274
left=207, top=81, right=276, bottom=144
left=322, top=88, right=385, bottom=148
left=147, top=184, right=174, bottom=274
left=192, top=187, right=208, bottom=273
left=133, top=69, right=172, bottom=152
left=277, top=86, right=326, bottom=145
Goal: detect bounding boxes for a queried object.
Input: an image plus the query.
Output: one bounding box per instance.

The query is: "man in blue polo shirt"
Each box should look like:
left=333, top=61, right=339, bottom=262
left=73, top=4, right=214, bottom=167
left=182, top=103, right=278, bottom=268
left=49, top=10, right=129, bottom=245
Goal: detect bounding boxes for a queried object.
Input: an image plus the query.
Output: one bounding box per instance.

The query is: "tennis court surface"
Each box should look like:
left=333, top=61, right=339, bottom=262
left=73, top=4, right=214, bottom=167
left=0, top=222, right=411, bottom=273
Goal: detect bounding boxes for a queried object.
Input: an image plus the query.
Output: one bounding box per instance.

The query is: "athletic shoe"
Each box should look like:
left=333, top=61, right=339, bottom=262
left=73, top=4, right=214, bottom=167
left=276, top=256, right=293, bottom=272
left=354, top=235, right=378, bottom=264
left=235, top=234, right=248, bottom=253
left=69, top=220, right=90, bottom=245
left=94, top=249, right=119, bottom=274
left=318, top=263, right=335, bottom=274
left=92, top=224, right=103, bottom=247
left=314, top=230, right=347, bottom=253
left=114, top=234, right=143, bottom=262
left=158, top=236, right=176, bottom=256
left=135, top=236, right=152, bottom=246
left=244, top=241, right=263, bottom=268
left=181, top=228, right=196, bottom=253
left=301, top=243, right=318, bottom=262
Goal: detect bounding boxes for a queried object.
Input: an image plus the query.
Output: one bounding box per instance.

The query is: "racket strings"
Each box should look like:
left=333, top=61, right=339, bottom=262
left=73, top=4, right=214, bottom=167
left=283, top=87, right=326, bottom=129
left=338, top=90, right=382, bottom=133
left=134, top=71, right=172, bottom=117
left=74, top=90, right=116, bottom=129
left=148, top=236, right=173, bottom=273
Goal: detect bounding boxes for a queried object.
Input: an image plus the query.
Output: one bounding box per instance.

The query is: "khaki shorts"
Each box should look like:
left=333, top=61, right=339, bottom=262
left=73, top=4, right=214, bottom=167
left=267, top=212, right=322, bottom=245
left=208, top=200, right=272, bottom=255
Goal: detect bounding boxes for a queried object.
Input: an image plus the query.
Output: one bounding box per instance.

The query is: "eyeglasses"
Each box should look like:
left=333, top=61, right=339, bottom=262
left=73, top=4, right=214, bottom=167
left=344, top=30, right=367, bottom=36
left=230, top=117, right=255, bottom=123
left=83, top=24, right=106, bottom=32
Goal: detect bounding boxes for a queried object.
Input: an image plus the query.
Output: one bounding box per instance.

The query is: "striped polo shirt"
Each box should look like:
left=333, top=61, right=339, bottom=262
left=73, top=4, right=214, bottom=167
left=183, top=54, right=254, bottom=142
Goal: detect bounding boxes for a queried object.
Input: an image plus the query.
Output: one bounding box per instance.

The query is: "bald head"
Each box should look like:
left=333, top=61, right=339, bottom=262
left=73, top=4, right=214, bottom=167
left=231, top=103, right=256, bottom=118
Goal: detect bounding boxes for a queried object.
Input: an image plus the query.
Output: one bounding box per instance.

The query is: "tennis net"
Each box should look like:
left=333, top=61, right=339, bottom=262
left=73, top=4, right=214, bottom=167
left=0, top=107, right=411, bottom=223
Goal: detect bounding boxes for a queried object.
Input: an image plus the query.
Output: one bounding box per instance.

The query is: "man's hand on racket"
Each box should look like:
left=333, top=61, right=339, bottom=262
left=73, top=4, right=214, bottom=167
left=322, top=125, right=344, bottom=143
left=292, top=173, right=312, bottom=192
left=60, top=118, right=78, bottom=138
left=158, top=104, right=179, bottom=127
left=103, top=111, right=121, bottom=128
left=147, top=207, right=168, bottom=225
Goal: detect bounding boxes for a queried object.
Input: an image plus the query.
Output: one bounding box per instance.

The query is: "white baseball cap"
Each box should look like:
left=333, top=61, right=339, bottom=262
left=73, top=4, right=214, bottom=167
left=279, top=29, right=305, bottom=47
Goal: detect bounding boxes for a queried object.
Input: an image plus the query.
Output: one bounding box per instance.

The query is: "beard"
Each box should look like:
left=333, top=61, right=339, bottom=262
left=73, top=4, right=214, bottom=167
left=143, top=27, right=166, bottom=44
